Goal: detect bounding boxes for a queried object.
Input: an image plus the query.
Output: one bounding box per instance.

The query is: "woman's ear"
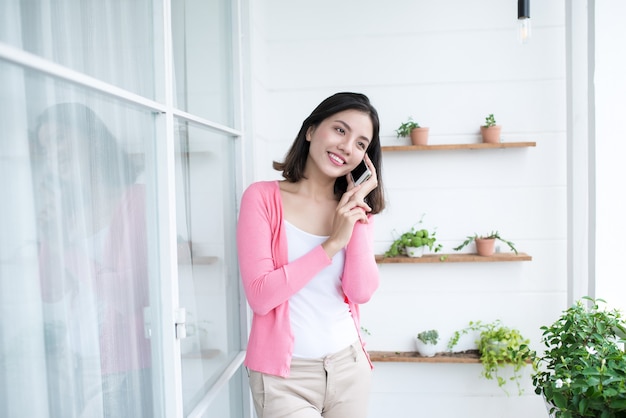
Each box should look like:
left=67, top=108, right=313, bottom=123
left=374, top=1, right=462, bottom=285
left=305, top=126, right=314, bottom=142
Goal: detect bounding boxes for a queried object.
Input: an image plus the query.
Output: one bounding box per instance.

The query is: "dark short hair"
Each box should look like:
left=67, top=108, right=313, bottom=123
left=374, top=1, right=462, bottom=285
left=33, top=102, right=138, bottom=188
left=273, top=92, right=385, bottom=214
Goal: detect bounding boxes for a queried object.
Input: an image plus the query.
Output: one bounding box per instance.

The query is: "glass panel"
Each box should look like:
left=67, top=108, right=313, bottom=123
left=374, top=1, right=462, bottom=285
left=173, top=119, right=241, bottom=415
left=0, top=61, right=162, bottom=417
left=0, top=0, right=156, bottom=98
left=199, top=368, right=246, bottom=418
left=171, top=0, right=234, bottom=126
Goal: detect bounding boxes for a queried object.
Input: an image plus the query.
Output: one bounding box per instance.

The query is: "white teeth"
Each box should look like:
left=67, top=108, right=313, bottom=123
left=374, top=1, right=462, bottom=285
left=329, top=153, right=344, bottom=164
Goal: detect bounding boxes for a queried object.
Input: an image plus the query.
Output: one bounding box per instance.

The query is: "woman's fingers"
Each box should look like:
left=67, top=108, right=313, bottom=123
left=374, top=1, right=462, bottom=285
left=342, top=187, right=372, bottom=213
left=338, top=198, right=370, bottom=222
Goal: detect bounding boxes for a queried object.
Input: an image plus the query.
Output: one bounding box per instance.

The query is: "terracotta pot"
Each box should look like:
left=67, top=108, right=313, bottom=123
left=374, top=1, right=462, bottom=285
left=480, top=125, right=501, bottom=143
left=475, top=237, right=496, bottom=256
left=410, top=127, right=429, bottom=145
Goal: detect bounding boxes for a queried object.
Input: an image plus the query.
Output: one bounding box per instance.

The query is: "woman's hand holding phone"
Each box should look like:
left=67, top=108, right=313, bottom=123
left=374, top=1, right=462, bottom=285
left=346, top=154, right=377, bottom=215
left=351, top=160, right=372, bottom=186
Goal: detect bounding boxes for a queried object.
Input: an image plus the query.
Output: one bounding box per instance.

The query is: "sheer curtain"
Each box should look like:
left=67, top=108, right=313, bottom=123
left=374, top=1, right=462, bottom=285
left=0, top=1, right=157, bottom=417
left=34, top=100, right=153, bottom=418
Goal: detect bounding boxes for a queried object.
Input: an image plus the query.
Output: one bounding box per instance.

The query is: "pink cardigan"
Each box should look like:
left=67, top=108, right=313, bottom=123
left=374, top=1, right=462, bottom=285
left=236, top=180, right=379, bottom=377
left=39, top=184, right=150, bottom=375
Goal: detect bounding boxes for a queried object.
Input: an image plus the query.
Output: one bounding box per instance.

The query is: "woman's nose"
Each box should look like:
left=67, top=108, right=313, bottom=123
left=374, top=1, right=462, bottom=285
left=337, top=138, right=352, bottom=154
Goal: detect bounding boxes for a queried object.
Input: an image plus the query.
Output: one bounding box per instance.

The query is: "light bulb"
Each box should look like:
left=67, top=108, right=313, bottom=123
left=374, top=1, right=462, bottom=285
left=518, top=18, right=531, bottom=44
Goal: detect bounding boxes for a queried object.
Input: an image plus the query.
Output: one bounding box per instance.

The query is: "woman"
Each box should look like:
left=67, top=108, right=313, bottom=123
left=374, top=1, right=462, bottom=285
left=237, top=92, right=385, bottom=418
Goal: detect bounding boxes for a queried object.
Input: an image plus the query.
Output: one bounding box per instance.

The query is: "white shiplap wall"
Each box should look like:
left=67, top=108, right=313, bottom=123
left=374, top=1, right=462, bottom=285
left=249, top=1, right=566, bottom=417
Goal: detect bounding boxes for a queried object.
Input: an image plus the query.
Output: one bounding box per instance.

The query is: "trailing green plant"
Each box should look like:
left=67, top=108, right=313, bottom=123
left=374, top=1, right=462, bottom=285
left=448, top=319, right=534, bottom=395
left=452, top=231, right=518, bottom=255
left=395, top=117, right=421, bottom=138
left=384, top=216, right=442, bottom=257
left=417, top=329, right=440, bottom=345
left=484, top=113, right=497, bottom=128
left=532, top=296, right=626, bottom=418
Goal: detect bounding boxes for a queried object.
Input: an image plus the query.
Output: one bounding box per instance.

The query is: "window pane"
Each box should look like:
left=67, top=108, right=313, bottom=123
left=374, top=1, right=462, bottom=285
left=1, top=0, right=156, bottom=98
left=0, top=61, right=162, bottom=417
left=198, top=368, right=246, bottom=418
left=171, top=0, right=234, bottom=126
left=173, top=119, right=241, bottom=414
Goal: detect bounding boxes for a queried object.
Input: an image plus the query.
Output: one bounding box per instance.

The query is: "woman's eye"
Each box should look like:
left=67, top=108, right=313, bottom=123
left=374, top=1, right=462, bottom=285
left=336, top=127, right=345, bottom=135
left=357, top=141, right=366, bottom=150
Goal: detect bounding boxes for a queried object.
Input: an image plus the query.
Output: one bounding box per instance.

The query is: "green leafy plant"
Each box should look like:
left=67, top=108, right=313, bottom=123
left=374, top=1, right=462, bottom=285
left=395, top=117, right=421, bottom=138
left=417, top=329, right=440, bottom=345
left=484, top=113, right=497, bottom=128
left=452, top=231, right=518, bottom=255
left=532, top=297, right=626, bottom=417
left=384, top=217, right=442, bottom=257
left=448, top=320, right=534, bottom=395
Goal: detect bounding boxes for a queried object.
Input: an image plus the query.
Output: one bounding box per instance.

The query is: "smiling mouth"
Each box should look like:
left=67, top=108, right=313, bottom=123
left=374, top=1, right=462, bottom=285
left=328, top=152, right=345, bottom=166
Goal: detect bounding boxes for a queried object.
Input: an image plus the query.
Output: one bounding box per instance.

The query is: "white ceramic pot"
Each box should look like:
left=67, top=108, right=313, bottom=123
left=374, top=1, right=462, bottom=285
left=405, top=246, right=424, bottom=258
left=484, top=339, right=508, bottom=354
left=415, top=339, right=438, bottom=357
left=543, top=397, right=559, bottom=418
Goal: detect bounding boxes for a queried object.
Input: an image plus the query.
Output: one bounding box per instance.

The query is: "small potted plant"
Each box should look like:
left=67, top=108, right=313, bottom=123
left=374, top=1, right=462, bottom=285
left=396, top=117, right=429, bottom=146
left=384, top=217, right=443, bottom=258
left=480, top=113, right=501, bottom=143
left=453, top=231, right=518, bottom=256
left=416, top=329, right=440, bottom=357
left=448, top=319, right=534, bottom=395
left=532, top=297, right=626, bottom=417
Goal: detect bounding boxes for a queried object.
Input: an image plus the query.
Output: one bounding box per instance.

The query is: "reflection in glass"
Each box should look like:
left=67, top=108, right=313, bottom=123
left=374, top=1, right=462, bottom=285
left=31, top=103, right=153, bottom=417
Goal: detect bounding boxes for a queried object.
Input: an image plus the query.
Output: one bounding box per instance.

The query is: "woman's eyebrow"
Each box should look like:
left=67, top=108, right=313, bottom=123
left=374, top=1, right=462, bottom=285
left=334, top=119, right=371, bottom=143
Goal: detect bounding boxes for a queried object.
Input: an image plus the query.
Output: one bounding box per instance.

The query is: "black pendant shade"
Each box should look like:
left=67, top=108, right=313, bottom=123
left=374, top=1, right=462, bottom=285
left=518, top=0, right=530, bottom=20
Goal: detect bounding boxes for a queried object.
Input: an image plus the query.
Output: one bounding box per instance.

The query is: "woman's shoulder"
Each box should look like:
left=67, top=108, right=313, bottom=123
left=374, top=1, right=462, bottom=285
left=247, top=180, right=279, bottom=190
left=243, top=180, right=279, bottom=195
left=241, top=180, right=281, bottom=203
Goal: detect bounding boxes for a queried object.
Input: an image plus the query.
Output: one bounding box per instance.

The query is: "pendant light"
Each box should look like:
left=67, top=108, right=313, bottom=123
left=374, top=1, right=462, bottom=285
left=518, top=0, right=531, bottom=44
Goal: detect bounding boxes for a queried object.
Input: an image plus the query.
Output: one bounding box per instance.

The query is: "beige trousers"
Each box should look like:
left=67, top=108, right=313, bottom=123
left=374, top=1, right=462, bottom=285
left=248, top=341, right=372, bottom=418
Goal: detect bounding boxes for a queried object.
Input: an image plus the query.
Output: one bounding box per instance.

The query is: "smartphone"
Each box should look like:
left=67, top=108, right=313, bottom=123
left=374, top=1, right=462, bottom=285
left=350, top=159, right=372, bottom=186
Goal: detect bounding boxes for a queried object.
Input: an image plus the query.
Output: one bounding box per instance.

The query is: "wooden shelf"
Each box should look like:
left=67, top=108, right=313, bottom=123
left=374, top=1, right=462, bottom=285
left=381, top=141, right=536, bottom=152
left=369, top=350, right=481, bottom=363
left=375, top=252, right=532, bottom=264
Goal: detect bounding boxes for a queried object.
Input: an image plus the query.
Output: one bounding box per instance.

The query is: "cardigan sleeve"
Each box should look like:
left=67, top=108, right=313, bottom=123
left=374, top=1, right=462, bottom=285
left=236, top=182, right=332, bottom=316
left=341, top=214, right=380, bottom=304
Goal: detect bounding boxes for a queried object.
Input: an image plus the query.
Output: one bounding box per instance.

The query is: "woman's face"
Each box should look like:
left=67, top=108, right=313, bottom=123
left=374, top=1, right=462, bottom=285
left=305, top=109, right=373, bottom=181
left=37, top=122, right=90, bottom=182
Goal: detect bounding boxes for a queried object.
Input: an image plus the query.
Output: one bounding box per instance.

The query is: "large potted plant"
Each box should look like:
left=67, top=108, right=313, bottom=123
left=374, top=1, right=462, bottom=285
left=448, top=319, right=534, bottom=395
left=532, top=297, right=626, bottom=417
left=396, top=117, right=429, bottom=145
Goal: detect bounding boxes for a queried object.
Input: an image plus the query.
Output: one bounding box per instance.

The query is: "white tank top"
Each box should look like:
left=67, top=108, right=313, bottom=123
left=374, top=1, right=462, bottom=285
left=285, top=220, right=359, bottom=358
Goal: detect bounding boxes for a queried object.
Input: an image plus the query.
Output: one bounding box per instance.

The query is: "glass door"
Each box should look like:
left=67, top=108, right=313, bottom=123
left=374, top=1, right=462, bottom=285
left=173, top=119, right=244, bottom=417
left=1, top=0, right=248, bottom=415
left=169, top=0, right=247, bottom=413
